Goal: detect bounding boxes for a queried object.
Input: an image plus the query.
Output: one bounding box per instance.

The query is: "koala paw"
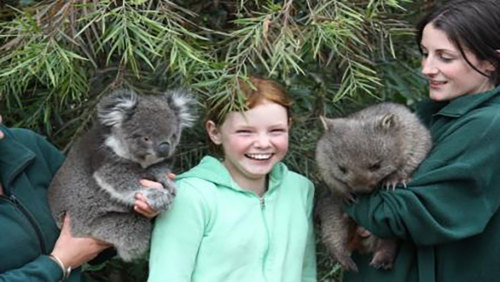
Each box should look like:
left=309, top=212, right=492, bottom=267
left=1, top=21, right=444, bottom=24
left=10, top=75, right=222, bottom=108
left=140, top=188, right=175, bottom=212
left=161, top=178, right=177, bottom=196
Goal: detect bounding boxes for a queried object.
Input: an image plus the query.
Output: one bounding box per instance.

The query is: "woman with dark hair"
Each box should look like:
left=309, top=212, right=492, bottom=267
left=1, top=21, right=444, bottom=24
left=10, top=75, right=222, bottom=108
left=343, top=0, right=500, bottom=281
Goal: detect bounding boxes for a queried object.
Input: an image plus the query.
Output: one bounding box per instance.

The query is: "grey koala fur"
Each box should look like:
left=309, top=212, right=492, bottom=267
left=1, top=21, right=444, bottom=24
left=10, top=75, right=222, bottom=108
left=315, top=102, right=431, bottom=272
left=48, top=89, right=195, bottom=261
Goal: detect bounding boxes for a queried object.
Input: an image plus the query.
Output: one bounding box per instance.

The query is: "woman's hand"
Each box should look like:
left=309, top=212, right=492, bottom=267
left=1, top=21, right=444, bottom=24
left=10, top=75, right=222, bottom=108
left=51, top=215, right=112, bottom=269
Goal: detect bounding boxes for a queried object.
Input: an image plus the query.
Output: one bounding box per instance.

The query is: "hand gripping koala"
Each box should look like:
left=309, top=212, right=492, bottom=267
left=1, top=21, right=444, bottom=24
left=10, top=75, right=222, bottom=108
left=315, top=102, right=431, bottom=271
left=48, top=89, right=195, bottom=261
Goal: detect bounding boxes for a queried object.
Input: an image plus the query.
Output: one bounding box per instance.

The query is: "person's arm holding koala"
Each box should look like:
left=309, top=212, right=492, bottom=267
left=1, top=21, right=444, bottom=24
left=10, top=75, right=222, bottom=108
left=0, top=118, right=110, bottom=281
left=0, top=114, right=165, bottom=281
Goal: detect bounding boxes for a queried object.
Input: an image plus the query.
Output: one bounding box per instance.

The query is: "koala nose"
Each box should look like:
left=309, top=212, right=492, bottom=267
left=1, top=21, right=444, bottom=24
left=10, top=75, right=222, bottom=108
left=157, top=142, right=171, bottom=156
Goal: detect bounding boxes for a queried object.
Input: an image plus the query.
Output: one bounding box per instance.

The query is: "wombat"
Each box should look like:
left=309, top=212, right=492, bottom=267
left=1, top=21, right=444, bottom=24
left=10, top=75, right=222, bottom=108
left=315, top=102, right=432, bottom=271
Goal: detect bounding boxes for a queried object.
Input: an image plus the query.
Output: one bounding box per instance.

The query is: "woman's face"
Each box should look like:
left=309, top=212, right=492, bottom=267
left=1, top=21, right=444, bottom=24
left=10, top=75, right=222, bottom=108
left=420, top=23, right=496, bottom=101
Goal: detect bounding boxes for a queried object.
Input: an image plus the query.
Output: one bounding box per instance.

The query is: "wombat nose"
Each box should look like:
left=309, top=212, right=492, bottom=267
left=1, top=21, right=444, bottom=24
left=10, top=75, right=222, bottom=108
left=157, top=142, right=170, bottom=156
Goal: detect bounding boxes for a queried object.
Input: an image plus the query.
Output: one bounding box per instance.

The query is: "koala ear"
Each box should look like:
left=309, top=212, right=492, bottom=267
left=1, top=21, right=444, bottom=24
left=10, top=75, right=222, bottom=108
left=165, top=89, right=196, bottom=129
left=97, top=89, right=138, bottom=127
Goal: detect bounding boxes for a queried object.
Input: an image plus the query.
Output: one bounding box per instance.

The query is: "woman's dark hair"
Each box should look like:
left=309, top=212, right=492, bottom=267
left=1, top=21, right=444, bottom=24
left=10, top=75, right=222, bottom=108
left=416, top=0, right=500, bottom=85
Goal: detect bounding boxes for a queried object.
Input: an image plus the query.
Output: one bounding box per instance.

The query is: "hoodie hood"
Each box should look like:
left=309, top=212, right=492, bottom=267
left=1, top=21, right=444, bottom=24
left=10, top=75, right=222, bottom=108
left=177, top=155, right=287, bottom=194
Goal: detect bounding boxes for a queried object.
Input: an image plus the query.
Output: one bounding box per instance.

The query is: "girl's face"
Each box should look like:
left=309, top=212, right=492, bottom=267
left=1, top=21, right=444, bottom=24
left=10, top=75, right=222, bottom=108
left=420, top=23, right=496, bottom=101
left=206, top=100, right=289, bottom=188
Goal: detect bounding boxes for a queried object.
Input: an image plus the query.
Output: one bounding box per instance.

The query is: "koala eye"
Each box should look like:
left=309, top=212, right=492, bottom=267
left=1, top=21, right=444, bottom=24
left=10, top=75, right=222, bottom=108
left=369, top=162, right=381, bottom=171
left=338, top=165, right=347, bottom=174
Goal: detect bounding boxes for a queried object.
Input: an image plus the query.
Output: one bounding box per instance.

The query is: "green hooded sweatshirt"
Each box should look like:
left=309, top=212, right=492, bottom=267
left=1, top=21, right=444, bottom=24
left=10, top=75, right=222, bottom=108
left=149, top=156, right=317, bottom=282
left=0, top=126, right=82, bottom=281
left=344, top=86, right=500, bottom=282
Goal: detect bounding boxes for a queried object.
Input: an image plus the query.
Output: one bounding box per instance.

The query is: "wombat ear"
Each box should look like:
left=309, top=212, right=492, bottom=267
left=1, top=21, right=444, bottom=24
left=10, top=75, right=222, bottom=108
left=377, top=113, right=398, bottom=130
left=97, top=89, right=138, bottom=127
left=165, top=89, right=196, bottom=130
left=319, top=116, right=334, bottom=131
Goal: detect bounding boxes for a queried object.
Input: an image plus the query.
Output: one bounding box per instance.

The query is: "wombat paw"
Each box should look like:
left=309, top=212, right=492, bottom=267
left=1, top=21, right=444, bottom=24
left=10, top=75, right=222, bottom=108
left=369, top=252, right=394, bottom=270
left=334, top=252, right=359, bottom=272
left=343, top=193, right=358, bottom=204
left=382, top=177, right=409, bottom=191
left=141, top=189, right=175, bottom=211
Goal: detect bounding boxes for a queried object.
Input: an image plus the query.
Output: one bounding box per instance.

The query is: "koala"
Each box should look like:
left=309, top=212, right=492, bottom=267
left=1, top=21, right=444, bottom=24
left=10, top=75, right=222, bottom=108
left=315, top=102, right=431, bottom=271
left=48, top=89, right=195, bottom=261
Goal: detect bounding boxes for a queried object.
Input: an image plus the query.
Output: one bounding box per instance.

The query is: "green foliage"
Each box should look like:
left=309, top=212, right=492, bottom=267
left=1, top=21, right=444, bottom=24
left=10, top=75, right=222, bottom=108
left=0, top=0, right=430, bottom=281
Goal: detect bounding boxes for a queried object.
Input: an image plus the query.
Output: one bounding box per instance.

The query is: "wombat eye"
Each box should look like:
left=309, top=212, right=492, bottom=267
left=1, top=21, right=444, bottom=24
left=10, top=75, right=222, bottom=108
left=338, top=165, right=347, bottom=174
left=369, top=162, right=381, bottom=171
left=143, top=136, right=150, bottom=142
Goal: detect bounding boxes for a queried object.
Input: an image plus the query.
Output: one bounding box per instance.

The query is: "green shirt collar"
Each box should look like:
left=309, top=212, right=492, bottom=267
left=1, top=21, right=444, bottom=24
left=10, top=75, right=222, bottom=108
left=0, top=125, right=35, bottom=190
left=435, top=85, right=500, bottom=118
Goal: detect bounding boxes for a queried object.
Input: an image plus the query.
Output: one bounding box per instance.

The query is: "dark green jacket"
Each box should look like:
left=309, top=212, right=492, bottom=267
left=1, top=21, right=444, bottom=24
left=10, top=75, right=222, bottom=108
left=0, top=126, right=81, bottom=281
left=344, top=86, right=500, bottom=282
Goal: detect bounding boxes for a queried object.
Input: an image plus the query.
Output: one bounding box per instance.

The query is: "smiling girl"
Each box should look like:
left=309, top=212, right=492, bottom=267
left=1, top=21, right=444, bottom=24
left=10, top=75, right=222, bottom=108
left=343, top=0, right=500, bottom=282
left=148, top=77, right=317, bottom=282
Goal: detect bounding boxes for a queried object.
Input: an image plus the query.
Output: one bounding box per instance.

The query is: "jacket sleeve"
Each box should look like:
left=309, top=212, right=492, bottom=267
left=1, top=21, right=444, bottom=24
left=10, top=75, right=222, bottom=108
left=302, top=181, right=317, bottom=282
left=0, top=255, right=63, bottom=282
left=148, top=179, right=209, bottom=282
left=0, top=129, right=67, bottom=281
left=344, top=114, right=500, bottom=246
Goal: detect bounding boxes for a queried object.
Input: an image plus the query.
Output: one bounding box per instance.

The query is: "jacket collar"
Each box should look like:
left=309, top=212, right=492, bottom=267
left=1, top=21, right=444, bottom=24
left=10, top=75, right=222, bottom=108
left=0, top=126, right=35, bottom=191
left=434, top=85, right=500, bottom=118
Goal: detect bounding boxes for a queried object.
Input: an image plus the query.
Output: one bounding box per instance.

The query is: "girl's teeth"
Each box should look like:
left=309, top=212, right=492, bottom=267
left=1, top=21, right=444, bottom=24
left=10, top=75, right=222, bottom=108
left=247, top=153, right=272, bottom=160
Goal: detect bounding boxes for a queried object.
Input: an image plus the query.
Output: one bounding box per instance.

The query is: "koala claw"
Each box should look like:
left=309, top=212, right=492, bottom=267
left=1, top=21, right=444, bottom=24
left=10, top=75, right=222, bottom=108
left=141, top=188, right=175, bottom=211
left=160, top=177, right=177, bottom=196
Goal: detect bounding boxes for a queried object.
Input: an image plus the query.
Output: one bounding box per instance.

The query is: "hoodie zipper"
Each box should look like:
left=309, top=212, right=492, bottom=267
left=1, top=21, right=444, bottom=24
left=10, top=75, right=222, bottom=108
left=259, top=196, right=265, bottom=208
left=6, top=194, right=47, bottom=253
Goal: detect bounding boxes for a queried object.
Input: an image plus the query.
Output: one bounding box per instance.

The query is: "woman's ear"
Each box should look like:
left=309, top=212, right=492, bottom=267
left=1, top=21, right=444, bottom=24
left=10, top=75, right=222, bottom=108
left=481, top=50, right=500, bottom=73
left=206, top=120, right=222, bottom=145
left=487, top=50, right=500, bottom=72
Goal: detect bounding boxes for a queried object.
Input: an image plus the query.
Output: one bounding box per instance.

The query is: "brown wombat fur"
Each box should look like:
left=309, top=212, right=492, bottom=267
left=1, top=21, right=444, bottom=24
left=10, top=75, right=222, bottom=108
left=315, top=102, right=432, bottom=271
